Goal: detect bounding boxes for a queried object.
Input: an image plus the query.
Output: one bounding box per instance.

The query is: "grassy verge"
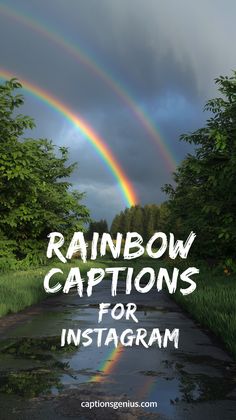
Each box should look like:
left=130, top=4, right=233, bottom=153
left=171, top=262, right=236, bottom=359
left=0, top=259, right=110, bottom=318
left=0, top=253, right=156, bottom=318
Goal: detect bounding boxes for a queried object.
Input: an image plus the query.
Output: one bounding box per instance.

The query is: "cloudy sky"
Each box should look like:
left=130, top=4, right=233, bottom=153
left=0, top=0, right=235, bottom=223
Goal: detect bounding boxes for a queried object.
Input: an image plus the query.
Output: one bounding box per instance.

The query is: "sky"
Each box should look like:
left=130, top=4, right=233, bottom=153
left=0, top=0, right=236, bottom=223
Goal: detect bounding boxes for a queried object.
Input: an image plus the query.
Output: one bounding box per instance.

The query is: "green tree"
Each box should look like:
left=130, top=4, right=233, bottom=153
left=0, top=79, right=89, bottom=260
left=122, top=208, right=132, bottom=232
left=143, top=204, right=159, bottom=241
left=163, top=72, right=236, bottom=260
left=86, top=219, right=108, bottom=239
left=135, top=205, right=144, bottom=236
left=110, top=213, right=122, bottom=237
left=158, top=202, right=170, bottom=233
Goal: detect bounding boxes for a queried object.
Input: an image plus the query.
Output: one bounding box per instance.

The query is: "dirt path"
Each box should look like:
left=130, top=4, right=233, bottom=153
left=0, top=282, right=236, bottom=419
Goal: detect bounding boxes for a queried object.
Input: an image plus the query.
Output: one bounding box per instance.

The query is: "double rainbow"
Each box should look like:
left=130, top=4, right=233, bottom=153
left=0, top=2, right=176, bottom=172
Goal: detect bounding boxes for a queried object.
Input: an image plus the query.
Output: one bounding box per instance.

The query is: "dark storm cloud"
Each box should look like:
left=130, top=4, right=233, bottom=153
left=0, top=0, right=199, bottom=109
left=1, top=0, right=236, bottom=221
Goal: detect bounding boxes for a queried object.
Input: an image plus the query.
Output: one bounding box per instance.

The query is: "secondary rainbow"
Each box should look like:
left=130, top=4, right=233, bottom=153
left=0, top=3, right=176, bottom=171
left=0, top=68, right=138, bottom=207
left=89, top=343, right=124, bottom=383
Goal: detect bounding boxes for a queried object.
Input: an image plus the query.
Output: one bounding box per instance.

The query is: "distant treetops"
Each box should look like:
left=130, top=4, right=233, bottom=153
left=86, top=204, right=169, bottom=248
left=110, top=204, right=169, bottom=243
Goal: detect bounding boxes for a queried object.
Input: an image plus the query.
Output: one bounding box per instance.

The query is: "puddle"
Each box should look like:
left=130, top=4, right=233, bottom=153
left=0, top=336, right=77, bottom=397
left=0, top=282, right=236, bottom=419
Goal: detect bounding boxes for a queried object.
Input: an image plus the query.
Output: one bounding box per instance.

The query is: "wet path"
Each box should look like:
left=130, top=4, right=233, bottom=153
left=0, top=282, right=236, bottom=419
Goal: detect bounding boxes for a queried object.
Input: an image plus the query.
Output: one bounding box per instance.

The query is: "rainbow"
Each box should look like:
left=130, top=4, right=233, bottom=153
left=0, top=68, right=138, bottom=207
left=90, top=343, right=124, bottom=383
left=0, top=3, right=176, bottom=171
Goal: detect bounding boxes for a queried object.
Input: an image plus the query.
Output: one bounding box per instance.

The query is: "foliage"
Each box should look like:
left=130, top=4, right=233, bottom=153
left=0, top=79, right=90, bottom=263
left=0, top=230, right=18, bottom=271
left=86, top=218, right=108, bottom=240
left=163, top=72, right=236, bottom=261
left=110, top=204, right=166, bottom=241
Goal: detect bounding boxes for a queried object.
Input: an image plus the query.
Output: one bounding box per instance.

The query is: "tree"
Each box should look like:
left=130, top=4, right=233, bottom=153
left=163, top=72, right=236, bottom=260
left=0, top=79, right=89, bottom=260
left=110, top=213, right=122, bottom=237
left=86, top=219, right=108, bottom=239
left=158, top=202, right=170, bottom=233
left=142, top=204, right=161, bottom=241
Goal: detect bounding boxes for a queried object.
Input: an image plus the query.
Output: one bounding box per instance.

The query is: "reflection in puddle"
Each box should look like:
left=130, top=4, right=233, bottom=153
left=0, top=337, right=77, bottom=397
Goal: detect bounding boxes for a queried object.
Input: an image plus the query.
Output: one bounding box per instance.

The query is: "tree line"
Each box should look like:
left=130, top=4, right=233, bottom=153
left=86, top=203, right=169, bottom=243
left=109, top=204, right=168, bottom=242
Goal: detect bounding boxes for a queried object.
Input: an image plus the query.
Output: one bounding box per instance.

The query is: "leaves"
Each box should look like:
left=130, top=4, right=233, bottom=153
left=163, top=71, right=236, bottom=261
left=0, top=79, right=90, bottom=261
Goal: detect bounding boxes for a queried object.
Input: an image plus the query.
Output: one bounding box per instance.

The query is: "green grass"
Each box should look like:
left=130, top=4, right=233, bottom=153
left=172, top=263, right=236, bottom=359
left=0, top=259, right=109, bottom=318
